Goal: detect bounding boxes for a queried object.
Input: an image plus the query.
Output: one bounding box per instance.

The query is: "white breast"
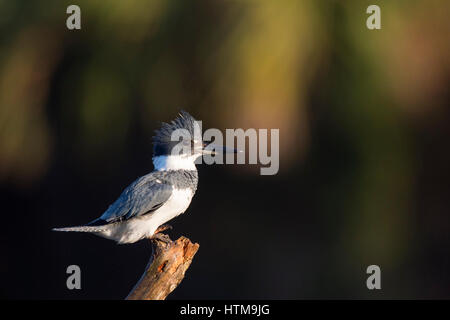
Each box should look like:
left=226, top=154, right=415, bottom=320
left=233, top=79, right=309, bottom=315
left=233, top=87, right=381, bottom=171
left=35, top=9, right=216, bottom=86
left=98, top=187, right=194, bottom=244
left=145, top=187, right=194, bottom=234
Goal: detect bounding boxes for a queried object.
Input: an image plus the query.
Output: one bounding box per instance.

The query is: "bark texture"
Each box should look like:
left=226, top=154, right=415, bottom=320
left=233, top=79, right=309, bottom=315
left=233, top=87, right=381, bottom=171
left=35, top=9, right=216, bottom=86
left=126, top=235, right=199, bottom=300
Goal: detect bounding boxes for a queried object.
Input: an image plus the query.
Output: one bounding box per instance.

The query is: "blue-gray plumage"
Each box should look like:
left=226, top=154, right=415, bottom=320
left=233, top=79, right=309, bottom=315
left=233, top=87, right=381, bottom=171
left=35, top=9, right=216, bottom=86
left=90, top=170, right=198, bottom=225
left=53, top=111, right=233, bottom=244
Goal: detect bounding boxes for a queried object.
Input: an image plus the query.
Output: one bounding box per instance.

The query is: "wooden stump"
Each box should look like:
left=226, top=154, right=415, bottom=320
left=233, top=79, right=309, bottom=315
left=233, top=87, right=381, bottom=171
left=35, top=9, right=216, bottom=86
left=126, top=235, right=199, bottom=300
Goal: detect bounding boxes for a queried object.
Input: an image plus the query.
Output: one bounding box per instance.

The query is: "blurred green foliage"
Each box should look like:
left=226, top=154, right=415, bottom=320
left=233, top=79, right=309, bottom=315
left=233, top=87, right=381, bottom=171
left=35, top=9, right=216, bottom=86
left=0, top=0, right=449, bottom=298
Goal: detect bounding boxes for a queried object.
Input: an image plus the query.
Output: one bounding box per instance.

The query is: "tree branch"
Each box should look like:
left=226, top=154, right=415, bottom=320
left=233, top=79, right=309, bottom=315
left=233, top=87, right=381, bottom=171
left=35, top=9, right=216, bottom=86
left=126, top=235, right=200, bottom=300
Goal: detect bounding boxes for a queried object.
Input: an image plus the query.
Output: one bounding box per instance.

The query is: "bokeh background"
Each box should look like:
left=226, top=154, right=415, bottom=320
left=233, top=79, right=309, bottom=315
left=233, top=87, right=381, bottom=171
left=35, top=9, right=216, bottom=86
left=1, top=0, right=449, bottom=299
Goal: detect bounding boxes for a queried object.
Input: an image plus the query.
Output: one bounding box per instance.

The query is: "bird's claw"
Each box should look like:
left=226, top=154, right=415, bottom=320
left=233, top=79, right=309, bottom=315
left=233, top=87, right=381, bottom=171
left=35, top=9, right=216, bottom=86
left=149, top=224, right=173, bottom=245
left=154, top=224, right=173, bottom=234
left=151, top=233, right=172, bottom=245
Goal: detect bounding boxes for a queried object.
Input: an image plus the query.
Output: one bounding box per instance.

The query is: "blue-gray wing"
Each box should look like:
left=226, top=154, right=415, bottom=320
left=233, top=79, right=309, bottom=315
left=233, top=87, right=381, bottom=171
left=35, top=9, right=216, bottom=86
left=95, top=175, right=173, bottom=224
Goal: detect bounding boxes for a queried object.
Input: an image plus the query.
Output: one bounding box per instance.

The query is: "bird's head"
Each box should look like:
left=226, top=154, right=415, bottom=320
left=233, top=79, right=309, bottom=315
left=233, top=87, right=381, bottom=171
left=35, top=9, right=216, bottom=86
left=152, top=110, right=236, bottom=171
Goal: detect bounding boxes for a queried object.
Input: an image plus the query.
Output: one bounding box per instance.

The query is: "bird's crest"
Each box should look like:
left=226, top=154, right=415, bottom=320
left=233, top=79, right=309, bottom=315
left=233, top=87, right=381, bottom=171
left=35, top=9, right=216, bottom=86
left=152, top=110, right=200, bottom=156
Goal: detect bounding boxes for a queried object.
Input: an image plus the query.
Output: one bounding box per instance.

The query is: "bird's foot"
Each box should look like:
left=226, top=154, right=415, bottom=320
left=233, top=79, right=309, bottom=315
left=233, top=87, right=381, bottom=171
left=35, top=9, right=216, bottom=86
left=154, top=224, right=173, bottom=234
left=151, top=233, right=172, bottom=245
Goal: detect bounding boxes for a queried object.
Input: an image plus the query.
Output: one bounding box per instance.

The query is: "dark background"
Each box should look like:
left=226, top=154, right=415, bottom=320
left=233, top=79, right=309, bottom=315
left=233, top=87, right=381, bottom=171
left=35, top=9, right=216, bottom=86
left=1, top=1, right=449, bottom=299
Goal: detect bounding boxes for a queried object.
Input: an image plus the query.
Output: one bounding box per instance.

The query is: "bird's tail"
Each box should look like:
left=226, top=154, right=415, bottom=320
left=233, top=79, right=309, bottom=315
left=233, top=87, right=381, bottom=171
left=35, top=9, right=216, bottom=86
left=52, top=225, right=106, bottom=233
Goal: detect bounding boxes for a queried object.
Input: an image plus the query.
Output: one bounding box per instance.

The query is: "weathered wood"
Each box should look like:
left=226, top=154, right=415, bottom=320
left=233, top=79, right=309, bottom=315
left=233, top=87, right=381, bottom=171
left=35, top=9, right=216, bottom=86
left=126, top=235, right=199, bottom=300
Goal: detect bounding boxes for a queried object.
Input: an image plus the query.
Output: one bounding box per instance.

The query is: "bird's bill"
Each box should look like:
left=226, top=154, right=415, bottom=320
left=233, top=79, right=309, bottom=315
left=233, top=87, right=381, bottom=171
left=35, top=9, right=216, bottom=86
left=202, top=143, right=240, bottom=155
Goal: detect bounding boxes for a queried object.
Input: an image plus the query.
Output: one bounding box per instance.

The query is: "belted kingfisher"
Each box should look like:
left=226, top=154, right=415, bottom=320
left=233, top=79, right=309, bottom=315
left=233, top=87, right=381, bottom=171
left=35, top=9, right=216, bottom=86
left=53, top=110, right=235, bottom=244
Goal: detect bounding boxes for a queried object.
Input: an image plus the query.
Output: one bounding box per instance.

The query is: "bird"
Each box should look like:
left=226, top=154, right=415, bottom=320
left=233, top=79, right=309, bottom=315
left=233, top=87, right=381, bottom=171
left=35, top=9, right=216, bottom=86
left=53, top=110, right=236, bottom=244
